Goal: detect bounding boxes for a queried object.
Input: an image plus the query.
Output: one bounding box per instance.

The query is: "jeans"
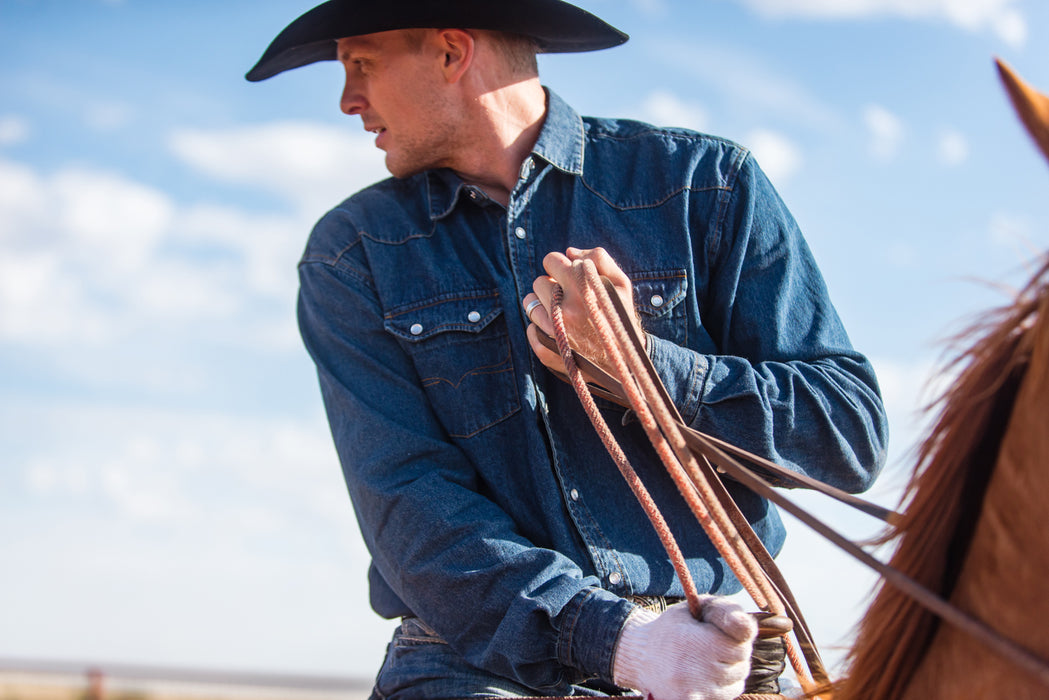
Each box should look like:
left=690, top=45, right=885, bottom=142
left=368, top=617, right=632, bottom=699
left=368, top=615, right=785, bottom=699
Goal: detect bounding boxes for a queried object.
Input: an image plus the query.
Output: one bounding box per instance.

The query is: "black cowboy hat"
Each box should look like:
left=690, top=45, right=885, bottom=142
left=246, top=0, right=628, bottom=82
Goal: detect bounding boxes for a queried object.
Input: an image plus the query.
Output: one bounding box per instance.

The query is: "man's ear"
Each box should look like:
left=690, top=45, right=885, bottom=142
left=435, top=29, right=475, bottom=84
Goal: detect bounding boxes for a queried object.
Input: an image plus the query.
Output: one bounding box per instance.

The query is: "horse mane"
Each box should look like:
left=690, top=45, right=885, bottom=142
left=830, top=254, right=1049, bottom=700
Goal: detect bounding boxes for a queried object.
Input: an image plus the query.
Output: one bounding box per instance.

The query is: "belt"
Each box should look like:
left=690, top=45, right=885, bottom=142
left=628, top=595, right=683, bottom=614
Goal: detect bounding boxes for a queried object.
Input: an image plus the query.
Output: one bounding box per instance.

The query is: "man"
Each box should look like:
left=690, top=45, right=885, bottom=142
left=246, top=2, right=888, bottom=698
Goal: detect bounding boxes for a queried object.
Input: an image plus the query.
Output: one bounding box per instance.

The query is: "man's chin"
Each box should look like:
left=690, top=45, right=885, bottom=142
left=384, top=155, right=428, bottom=180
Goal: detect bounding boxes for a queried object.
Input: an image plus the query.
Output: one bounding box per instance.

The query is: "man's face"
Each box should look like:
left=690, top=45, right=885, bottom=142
left=337, top=31, right=461, bottom=178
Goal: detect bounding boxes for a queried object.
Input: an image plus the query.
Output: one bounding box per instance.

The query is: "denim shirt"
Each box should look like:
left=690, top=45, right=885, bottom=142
left=297, top=90, right=888, bottom=693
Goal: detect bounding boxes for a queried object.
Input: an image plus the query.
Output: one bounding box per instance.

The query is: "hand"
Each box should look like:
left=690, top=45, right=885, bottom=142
left=612, top=598, right=756, bottom=700
left=522, top=247, right=642, bottom=376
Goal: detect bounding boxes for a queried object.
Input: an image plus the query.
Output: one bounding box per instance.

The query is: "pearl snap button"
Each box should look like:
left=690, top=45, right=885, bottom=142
left=519, top=158, right=533, bottom=179
left=467, top=311, right=481, bottom=323
left=410, top=323, right=423, bottom=336
left=650, top=294, right=665, bottom=308
left=570, top=489, right=580, bottom=501
left=515, top=227, right=527, bottom=240
left=608, top=572, right=623, bottom=585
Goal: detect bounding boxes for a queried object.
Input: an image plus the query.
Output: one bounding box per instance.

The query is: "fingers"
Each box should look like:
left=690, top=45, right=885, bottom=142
left=521, top=291, right=552, bottom=336
left=522, top=293, right=546, bottom=325
left=547, top=247, right=639, bottom=333
left=541, top=246, right=628, bottom=288
left=522, top=294, right=566, bottom=374
left=563, top=246, right=631, bottom=289
left=528, top=261, right=589, bottom=341
left=525, top=322, right=564, bottom=369
left=527, top=247, right=640, bottom=372
left=537, top=246, right=622, bottom=327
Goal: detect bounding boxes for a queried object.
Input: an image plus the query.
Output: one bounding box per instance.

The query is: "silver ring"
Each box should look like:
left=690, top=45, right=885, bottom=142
left=524, top=299, right=543, bottom=322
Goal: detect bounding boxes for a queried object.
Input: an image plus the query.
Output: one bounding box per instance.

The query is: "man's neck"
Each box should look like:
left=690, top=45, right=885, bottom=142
left=453, top=78, right=547, bottom=207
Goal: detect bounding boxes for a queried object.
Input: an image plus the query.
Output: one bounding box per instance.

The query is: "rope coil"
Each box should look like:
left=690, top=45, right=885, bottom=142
left=548, top=260, right=824, bottom=692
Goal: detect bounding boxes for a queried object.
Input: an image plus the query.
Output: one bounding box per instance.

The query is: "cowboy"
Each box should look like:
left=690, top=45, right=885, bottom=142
left=247, top=1, right=888, bottom=698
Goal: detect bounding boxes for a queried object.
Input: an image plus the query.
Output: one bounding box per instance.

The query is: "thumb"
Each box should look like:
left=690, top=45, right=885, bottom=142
left=698, top=595, right=757, bottom=644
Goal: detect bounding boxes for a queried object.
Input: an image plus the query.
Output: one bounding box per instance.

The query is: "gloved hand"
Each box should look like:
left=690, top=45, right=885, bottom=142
left=612, top=597, right=756, bottom=700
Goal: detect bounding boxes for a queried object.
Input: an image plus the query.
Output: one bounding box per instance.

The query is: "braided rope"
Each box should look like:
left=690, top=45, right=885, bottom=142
left=565, top=263, right=775, bottom=614
left=549, top=260, right=817, bottom=691
left=550, top=284, right=703, bottom=612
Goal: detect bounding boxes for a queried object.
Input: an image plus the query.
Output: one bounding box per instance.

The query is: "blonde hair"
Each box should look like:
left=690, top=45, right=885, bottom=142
left=403, top=28, right=538, bottom=77
left=482, top=31, right=539, bottom=77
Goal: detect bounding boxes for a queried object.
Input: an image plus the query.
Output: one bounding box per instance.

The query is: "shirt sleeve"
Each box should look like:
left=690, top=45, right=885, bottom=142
left=647, top=152, right=889, bottom=493
left=296, top=211, right=634, bottom=691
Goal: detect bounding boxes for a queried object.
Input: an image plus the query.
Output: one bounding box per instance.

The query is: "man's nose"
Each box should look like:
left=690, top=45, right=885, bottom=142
left=340, top=79, right=366, bottom=115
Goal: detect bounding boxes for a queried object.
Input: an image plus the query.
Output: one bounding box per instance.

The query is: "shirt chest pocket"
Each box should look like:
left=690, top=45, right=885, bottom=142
left=632, top=271, right=688, bottom=346
left=384, top=290, right=520, bottom=439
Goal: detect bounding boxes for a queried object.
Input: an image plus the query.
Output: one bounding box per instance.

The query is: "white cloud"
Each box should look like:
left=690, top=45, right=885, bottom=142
left=0, top=115, right=30, bottom=146
left=0, top=160, right=176, bottom=345
left=0, top=251, right=110, bottom=344
left=0, top=158, right=47, bottom=239
left=177, top=203, right=306, bottom=303
left=131, top=258, right=243, bottom=319
left=169, top=121, right=388, bottom=217
left=936, top=127, right=970, bottom=166
left=638, top=90, right=709, bottom=132
left=745, top=128, right=804, bottom=185
left=3, top=400, right=393, bottom=676
left=863, top=104, right=905, bottom=162
left=735, top=0, right=1027, bottom=47
left=52, top=167, right=175, bottom=271
left=84, top=100, right=135, bottom=132
left=15, top=404, right=343, bottom=531
left=652, top=40, right=839, bottom=130
left=0, top=156, right=307, bottom=351
left=991, top=8, right=1027, bottom=47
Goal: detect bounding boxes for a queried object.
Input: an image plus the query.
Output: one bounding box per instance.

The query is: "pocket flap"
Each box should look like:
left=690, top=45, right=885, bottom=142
left=385, top=290, right=503, bottom=342
left=633, top=273, right=687, bottom=319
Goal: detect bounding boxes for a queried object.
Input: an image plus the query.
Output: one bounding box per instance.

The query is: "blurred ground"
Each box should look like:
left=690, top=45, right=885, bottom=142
left=0, top=663, right=371, bottom=700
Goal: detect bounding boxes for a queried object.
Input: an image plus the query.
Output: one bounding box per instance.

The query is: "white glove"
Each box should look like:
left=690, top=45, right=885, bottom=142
left=612, top=597, right=756, bottom=700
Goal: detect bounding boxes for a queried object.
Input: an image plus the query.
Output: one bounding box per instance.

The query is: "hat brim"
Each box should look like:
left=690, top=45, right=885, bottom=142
left=246, top=0, right=628, bottom=82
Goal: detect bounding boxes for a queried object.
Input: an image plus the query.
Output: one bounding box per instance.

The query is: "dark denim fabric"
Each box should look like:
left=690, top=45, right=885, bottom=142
left=369, top=617, right=627, bottom=699
left=297, top=89, right=888, bottom=694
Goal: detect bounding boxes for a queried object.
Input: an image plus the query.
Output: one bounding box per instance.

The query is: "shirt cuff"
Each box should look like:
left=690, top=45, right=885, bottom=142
left=646, top=334, right=711, bottom=426
left=557, top=587, right=636, bottom=682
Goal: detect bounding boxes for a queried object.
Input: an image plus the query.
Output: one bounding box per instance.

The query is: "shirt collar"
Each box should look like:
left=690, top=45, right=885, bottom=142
left=532, top=89, right=585, bottom=177
left=427, top=168, right=467, bottom=221
left=426, top=88, right=585, bottom=221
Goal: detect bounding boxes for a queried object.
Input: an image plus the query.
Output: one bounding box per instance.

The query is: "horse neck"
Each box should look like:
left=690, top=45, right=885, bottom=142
left=899, top=283, right=1049, bottom=698
left=832, top=260, right=1049, bottom=700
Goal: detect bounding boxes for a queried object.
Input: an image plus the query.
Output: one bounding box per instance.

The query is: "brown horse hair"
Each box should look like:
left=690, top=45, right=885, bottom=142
left=823, top=254, right=1049, bottom=700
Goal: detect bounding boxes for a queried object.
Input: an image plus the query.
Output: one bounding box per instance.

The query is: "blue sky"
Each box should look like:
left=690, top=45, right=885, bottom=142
left=3, top=0, right=1049, bottom=683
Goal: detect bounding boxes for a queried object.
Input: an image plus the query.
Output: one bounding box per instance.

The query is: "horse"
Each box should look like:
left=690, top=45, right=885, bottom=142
left=821, top=58, right=1049, bottom=700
